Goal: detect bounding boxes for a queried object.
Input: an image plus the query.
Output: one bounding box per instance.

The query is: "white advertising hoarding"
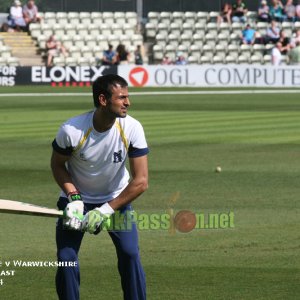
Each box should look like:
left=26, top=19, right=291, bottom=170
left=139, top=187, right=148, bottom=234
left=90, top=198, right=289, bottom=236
left=118, top=65, right=300, bottom=88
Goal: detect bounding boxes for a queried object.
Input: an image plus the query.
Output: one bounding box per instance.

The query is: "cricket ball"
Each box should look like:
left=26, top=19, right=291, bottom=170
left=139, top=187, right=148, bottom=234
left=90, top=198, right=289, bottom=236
left=215, top=166, right=222, bottom=173
left=174, top=210, right=196, bottom=233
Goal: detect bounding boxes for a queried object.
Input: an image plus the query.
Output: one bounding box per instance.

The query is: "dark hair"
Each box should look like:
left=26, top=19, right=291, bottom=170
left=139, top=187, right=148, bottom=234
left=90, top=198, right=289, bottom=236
left=92, top=74, right=128, bottom=107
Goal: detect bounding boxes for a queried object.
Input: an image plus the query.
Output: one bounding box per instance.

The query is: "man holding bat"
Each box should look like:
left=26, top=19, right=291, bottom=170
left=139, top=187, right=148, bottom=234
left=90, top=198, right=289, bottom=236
left=51, top=74, right=149, bottom=300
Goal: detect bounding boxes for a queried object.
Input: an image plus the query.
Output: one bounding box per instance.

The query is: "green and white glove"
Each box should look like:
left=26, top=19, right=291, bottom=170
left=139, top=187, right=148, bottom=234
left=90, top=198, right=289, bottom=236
left=63, top=191, right=84, bottom=231
left=81, top=203, right=114, bottom=234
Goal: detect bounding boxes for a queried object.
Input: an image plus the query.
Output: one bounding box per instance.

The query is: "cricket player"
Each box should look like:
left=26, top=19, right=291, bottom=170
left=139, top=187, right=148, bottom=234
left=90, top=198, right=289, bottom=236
left=51, top=74, right=149, bottom=300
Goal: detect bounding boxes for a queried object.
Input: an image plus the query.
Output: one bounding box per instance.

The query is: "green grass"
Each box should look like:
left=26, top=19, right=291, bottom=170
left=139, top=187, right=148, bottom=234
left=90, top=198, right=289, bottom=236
left=0, top=87, right=300, bottom=299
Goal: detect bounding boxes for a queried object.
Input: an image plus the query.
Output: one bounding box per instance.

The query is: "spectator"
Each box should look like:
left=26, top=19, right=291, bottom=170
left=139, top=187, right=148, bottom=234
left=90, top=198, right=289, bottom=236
left=271, top=42, right=282, bottom=65
left=23, top=0, right=42, bottom=27
left=161, top=56, right=173, bottom=65
left=134, top=45, right=144, bottom=65
left=174, top=52, right=187, bottom=65
left=288, top=41, right=300, bottom=64
left=8, top=0, right=26, bottom=31
left=266, top=20, right=280, bottom=44
left=269, top=0, right=285, bottom=22
left=290, top=29, right=300, bottom=47
left=101, top=44, right=117, bottom=65
left=217, top=3, right=232, bottom=25
left=232, top=0, right=248, bottom=23
left=116, top=44, right=130, bottom=64
left=241, top=24, right=256, bottom=45
left=258, top=0, right=271, bottom=22
left=296, top=0, right=300, bottom=20
left=284, top=0, right=296, bottom=22
left=278, top=30, right=291, bottom=54
left=46, top=35, right=68, bottom=67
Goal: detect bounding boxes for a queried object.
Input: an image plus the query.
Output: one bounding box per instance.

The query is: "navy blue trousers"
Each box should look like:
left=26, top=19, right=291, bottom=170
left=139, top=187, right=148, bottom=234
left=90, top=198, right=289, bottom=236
left=56, top=198, right=146, bottom=300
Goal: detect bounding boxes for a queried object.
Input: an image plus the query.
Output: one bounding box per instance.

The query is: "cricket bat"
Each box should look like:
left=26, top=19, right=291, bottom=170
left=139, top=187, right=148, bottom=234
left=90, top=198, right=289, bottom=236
left=0, top=199, right=64, bottom=218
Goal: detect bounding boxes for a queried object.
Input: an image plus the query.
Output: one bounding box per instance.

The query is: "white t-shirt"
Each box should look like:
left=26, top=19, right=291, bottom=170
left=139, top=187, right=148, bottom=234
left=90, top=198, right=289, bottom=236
left=53, top=111, right=149, bottom=204
left=271, top=47, right=282, bottom=66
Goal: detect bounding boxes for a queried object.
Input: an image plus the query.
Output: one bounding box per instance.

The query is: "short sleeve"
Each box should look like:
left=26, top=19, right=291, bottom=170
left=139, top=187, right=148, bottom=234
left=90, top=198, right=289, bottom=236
left=128, top=121, right=149, bottom=158
left=52, top=124, right=74, bottom=156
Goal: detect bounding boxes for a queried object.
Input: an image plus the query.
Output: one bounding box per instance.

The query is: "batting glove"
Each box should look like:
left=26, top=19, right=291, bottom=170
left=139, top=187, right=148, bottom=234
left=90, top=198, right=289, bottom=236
left=81, top=203, right=114, bottom=234
left=63, top=191, right=84, bottom=231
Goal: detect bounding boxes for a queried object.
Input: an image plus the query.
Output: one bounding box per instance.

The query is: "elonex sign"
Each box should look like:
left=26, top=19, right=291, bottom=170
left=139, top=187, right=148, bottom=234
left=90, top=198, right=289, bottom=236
left=31, top=66, right=116, bottom=83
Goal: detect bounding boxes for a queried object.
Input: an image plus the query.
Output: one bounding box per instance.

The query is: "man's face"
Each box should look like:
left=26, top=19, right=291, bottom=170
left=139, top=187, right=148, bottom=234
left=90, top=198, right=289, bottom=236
left=106, top=84, right=130, bottom=118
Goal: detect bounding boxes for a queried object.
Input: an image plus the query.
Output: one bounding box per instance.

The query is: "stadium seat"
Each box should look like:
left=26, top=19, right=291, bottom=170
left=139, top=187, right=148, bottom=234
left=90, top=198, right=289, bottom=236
left=53, top=24, right=64, bottom=39
left=84, top=35, right=98, bottom=48
left=148, top=12, right=159, bottom=25
left=200, top=56, right=212, bottom=64
left=231, top=22, right=243, bottom=35
left=123, top=23, right=135, bottom=36
left=68, top=12, right=79, bottom=19
left=253, top=44, right=265, bottom=57
left=202, top=44, right=215, bottom=59
left=263, top=54, right=272, bottom=64
left=170, top=23, right=181, bottom=36
left=165, top=44, right=177, bottom=60
left=237, top=55, right=249, bottom=64
left=182, top=22, right=194, bottom=35
left=218, top=22, right=231, bottom=35
left=108, top=35, right=120, bottom=48
left=37, top=35, right=47, bottom=50
left=69, top=46, right=81, bottom=59
left=189, top=44, right=201, bottom=60
left=194, top=22, right=206, bottom=36
left=53, top=56, right=65, bottom=66
left=65, top=24, right=77, bottom=38
left=240, top=44, right=252, bottom=59
left=7, top=57, right=20, bottom=66
left=172, top=11, right=184, bottom=26
left=256, top=22, right=268, bottom=36
left=281, top=22, right=293, bottom=37
left=192, top=33, right=204, bottom=47
left=155, top=33, right=168, bottom=47
left=111, top=24, right=123, bottom=36
left=41, top=24, right=53, bottom=37
left=65, top=57, right=77, bottom=66
left=246, top=11, right=258, bottom=24
left=153, top=44, right=164, bottom=61
left=77, top=24, right=89, bottom=37
left=160, top=12, right=171, bottom=26
left=145, top=23, right=157, bottom=39
left=91, top=12, right=102, bottom=19
left=96, top=35, right=108, bottom=48
left=168, top=33, right=180, bottom=47
left=212, top=55, right=224, bottom=64
left=88, top=24, right=100, bottom=37
left=225, top=55, right=236, bottom=64
left=196, top=11, right=208, bottom=24
left=215, top=44, right=227, bottom=59
left=205, top=33, right=217, bottom=47
left=180, top=33, right=193, bottom=47
left=81, top=17, right=92, bottom=25
left=209, top=11, right=220, bottom=23
left=177, top=44, right=189, bottom=57
left=229, top=33, right=241, bottom=45
left=157, top=23, right=169, bottom=36
left=250, top=55, right=262, bottom=64
left=126, top=12, right=138, bottom=27
left=72, top=36, right=85, bottom=48
left=206, top=22, right=218, bottom=35
left=81, top=46, right=94, bottom=59
left=217, top=33, right=229, bottom=46
left=187, top=55, right=198, bottom=64
left=102, top=12, right=114, bottom=20
left=184, top=11, right=196, bottom=25
left=119, top=34, right=131, bottom=49
left=227, top=44, right=239, bottom=59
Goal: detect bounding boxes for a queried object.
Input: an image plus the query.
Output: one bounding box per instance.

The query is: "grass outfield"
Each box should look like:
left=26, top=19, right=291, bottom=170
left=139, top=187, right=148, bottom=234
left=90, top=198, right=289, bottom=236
left=0, top=86, right=300, bottom=299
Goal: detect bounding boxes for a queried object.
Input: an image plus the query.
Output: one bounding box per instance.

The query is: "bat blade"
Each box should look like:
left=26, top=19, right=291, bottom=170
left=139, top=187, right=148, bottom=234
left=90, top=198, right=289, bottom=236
left=0, top=199, right=64, bottom=218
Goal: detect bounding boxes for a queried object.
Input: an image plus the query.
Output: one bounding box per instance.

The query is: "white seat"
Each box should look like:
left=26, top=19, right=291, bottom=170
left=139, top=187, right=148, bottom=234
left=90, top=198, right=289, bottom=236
left=91, top=12, right=102, bottom=19
left=65, top=57, right=77, bottom=66
left=165, top=44, right=176, bottom=60
left=225, top=55, right=236, bottom=64
left=100, top=24, right=111, bottom=37
left=123, top=23, right=135, bottom=36
left=72, top=36, right=85, bottom=48
left=65, top=24, right=77, bottom=38
left=218, top=22, right=231, bottom=35
left=187, top=55, right=198, bottom=64
left=153, top=44, right=164, bottom=61
left=205, top=33, right=217, bottom=47
left=250, top=55, right=262, bottom=64
left=180, top=33, right=193, bottom=47
left=199, top=56, right=212, bottom=64
left=217, top=33, right=229, bottom=46
left=170, top=23, right=181, bottom=36
left=68, top=12, right=79, bottom=19
left=145, top=23, right=157, bottom=39
left=160, top=12, right=171, bottom=26
left=263, top=54, right=272, bottom=65
left=189, top=44, right=201, bottom=59
left=102, top=12, right=114, bottom=20
left=156, top=33, right=168, bottom=46
left=157, top=23, right=169, bottom=36
left=7, top=57, right=20, bottom=66
left=184, top=12, right=196, bottom=25
left=165, top=33, right=178, bottom=47
left=76, top=24, right=89, bottom=37
left=237, top=55, right=249, bottom=64
left=148, top=12, right=159, bottom=25
left=69, top=46, right=81, bottom=59
left=209, top=11, right=220, bottom=23
left=182, top=22, right=194, bottom=35
left=206, top=23, right=218, bottom=35
left=196, top=11, right=208, bottom=24
left=212, top=55, right=224, bottom=64
left=202, top=44, right=215, bottom=59
left=88, top=24, right=100, bottom=37
left=84, top=35, right=98, bottom=48
left=53, top=56, right=65, bottom=66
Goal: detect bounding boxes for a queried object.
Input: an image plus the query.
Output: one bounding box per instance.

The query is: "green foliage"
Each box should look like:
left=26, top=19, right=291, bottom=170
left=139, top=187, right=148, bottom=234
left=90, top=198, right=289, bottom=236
left=0, top=87, right=299, bottom=299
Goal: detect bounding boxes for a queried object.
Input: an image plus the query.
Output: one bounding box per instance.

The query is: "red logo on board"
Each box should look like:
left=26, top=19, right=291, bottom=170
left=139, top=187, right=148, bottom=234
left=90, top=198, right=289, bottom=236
left=129, top=67, right=149, bottom=87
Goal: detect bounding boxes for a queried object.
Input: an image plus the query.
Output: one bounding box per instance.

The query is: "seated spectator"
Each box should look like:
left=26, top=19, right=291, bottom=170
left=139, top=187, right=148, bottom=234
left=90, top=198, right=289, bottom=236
left=290, top=29, right=300, bottom=47
left=232, top=0, right=248, bottom=23
left=288, top=41, right=300, bottom=64
left=241, top=24, right=256, bottom=45
left=23, top=0, right=42, bottom=27
left=116, top=44, right=130, bottom=64
left=174, top=52, right=187, bottom=65
left=161, top=56, right=173, bottom=65
left=134, top=45, right=144, bottom=65
left=217, top=3, right=232, bottom=25
left=278, top=30, right=291, bottom=54
left=46, top=35, right=68, bottom=67
left=8, top=0, right=26, bottom=31
left=296, top=0, right=300, bottom=20
left=284, top=0, right=296, bottom=22
left=101, top=44, right=117, bottom=65
left=269, top=0, right=285, bottom=22
left=258, top=0, right=271, bottom=22
left=271, top=42, right=282, bottom=65
left=265, top=20, right=280, bottom=44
